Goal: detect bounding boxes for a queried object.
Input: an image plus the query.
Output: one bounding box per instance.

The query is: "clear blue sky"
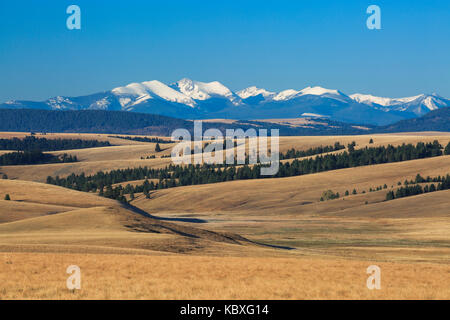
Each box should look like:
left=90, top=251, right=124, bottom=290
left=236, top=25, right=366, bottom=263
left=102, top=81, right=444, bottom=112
left=0, top=0, right=449, bottom=102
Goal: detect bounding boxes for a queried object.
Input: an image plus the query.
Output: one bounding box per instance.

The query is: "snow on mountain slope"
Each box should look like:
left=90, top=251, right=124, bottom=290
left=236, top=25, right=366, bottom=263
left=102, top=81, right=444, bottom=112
left=349, top=93, right=397, bottom=106
left=301, top=112, right=330, bottom=118
left=422, top=96, right=440, bottom=111
left=397, top=94, right=449, bottom=115
left=273, top=89, right=301, bottom=101
left=89, top=97, right=110, bottom=110
left=350, top=93, right=449, bottom=116
left=299, top=86, right=342, bottom=97
left=237, top=86, right=276, bottom=99
left=112, top=80, right=196, bottom=108
left=298, top=86, right=350, bottom=103
left=272, top=86, right=348, bottom=102
left=395, top=94, right=425, bottom=105
left=173, top=78, right=241, bottom=105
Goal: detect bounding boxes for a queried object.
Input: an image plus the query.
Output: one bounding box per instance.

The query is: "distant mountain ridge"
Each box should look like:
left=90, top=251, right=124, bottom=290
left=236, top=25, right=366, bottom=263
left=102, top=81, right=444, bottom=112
left=376, top=106, right=450, bottom=133
left=2, top=78, right=449, bottom=126
left=0, top=108, right=449, bottom=136
left=0, top=109, right=374, bottom=136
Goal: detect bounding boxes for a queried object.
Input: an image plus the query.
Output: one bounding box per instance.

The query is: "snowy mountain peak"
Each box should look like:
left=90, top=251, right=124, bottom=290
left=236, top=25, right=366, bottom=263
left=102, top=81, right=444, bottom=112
left=349, top=92, right=450, bottom=115
left=172, top=78, right=241, bottom=105
left=273, top=89, right=301, bottom=101
left=299, top=86, right=343, bottom=97
left=112, top=80, right=196, bottom=108
left=273, top=86, right=347, bottom=102
left=174, top=78, right=209, bottom=100
left=236, top=86, right=275, bottom=99
left=349, top=93, right=396, bottom=106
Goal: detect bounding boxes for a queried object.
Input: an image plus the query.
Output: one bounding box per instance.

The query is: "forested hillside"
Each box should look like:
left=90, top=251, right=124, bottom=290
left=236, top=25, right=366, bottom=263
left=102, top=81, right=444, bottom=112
left=0, top=136, right=111, bottom=151
left=0, top=109, right=371, bottom=136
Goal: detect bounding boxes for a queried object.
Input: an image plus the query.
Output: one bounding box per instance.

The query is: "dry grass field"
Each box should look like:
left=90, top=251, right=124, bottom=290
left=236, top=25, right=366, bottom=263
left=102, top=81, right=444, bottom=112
left=0, top=131, right=449, bottom=300
left=1, top=253, right=449, bottom=300
left=132, top=157, right=450, bottom=264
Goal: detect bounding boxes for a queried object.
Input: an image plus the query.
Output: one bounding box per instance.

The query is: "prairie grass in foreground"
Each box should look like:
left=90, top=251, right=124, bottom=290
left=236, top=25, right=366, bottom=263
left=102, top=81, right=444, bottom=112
left=0, top=253, right=448, bottom=300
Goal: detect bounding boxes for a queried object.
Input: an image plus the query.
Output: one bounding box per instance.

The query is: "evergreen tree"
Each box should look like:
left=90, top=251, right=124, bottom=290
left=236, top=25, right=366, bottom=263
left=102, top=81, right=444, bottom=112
left=386, top=191, right=395, bottom=201
left=348, top=142, right=356, bottom=153
left=445, top=142, right=450, bottom=155
left=155, top=143, right=162, bottom=152
left=4, top=194, right=11, bottom=200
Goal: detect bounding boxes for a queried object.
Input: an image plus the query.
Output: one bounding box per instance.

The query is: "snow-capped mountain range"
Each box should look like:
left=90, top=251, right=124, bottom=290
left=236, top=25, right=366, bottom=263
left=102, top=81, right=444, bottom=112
left=2, top=78, right=449, bottom=125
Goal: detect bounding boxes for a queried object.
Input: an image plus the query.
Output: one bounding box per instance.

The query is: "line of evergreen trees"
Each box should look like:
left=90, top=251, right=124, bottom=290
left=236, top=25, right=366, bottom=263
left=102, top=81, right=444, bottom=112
left=280, top=142, right=345, bottom=160
left=173, top=140, right=344, bottom=159
left=47, top=141, right=445, bottom=201
left=385, top=174, right=450, bottom=200
left=0, top=136, right=111, bottom=151
left=0, top=151, right=78, bottom=165
left=108, top=136, right=174, bottom=144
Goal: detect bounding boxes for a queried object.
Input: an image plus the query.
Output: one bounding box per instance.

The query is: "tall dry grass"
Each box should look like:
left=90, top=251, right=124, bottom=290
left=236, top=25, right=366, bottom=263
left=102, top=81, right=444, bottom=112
left=1, top=253, right=448, bottom=300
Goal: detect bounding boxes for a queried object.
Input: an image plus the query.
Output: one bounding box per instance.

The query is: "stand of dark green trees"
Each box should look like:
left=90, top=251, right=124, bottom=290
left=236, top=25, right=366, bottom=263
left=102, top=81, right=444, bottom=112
left=280, top=142, right=345, bottom=160
left=108, top=135, right=174, bottom=144
left=385, top=174, right=450, bottom=201
left=0, top=136, right=111, bottom=151
left=0, top=151, right=78, bottom=165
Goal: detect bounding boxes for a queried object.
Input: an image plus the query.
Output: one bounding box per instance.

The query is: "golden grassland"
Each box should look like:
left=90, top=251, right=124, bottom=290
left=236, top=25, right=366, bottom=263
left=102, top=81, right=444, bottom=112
left=0, top=132, right=449, bottom=299
left=2, top=131, right=450, bottom=182
left=0, top=179, right=261, bottom=257
left=132, top=155, right=450, bottom=264
left=134, top=155, right=450, bottom=215
left=1, top=252, right=449, bottom=300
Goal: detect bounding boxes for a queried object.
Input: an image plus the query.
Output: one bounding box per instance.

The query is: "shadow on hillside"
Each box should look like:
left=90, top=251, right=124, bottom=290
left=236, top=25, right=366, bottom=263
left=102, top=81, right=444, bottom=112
left=123, top=203, right=208, bottom=223
left=248, top=240, right=296, bottom=251
left=123, top=203, right=295, bottom=250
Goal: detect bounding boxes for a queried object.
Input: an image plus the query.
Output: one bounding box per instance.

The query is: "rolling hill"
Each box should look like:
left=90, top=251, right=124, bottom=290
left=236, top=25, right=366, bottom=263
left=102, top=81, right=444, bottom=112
left=378, top=106, right=450, bottom=133
left=0, top=179, right=256, bottom=255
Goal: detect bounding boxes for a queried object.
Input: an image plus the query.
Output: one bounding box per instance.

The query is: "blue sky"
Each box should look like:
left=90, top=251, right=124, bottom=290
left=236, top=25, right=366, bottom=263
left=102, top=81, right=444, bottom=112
left=0, top=0, right=449, bottom=102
